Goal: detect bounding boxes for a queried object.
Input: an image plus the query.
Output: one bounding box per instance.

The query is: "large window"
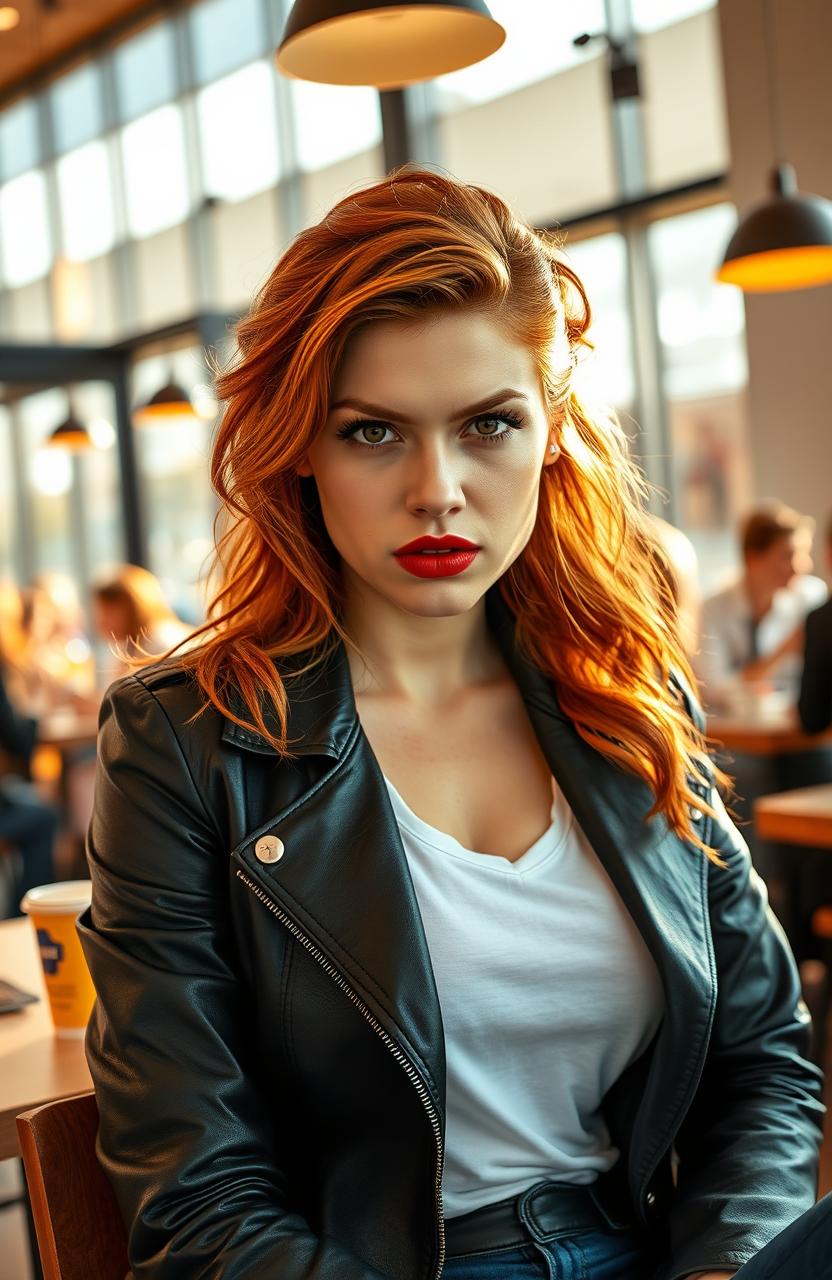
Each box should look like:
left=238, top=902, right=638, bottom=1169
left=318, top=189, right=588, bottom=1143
left=434, top=0, right=606, bottom=110
left=197, top=61, right=281, bottom=200
left=0, top=170, right=51, bottom=286
left=430, top=0, right=614, bottom=225
left=56, top=141, right=116, bottom=260
left=120, top=104, right=191, bottom=238
left=49, top=64, right=103, bottom=154
left=189, top=0, right=265, bottom=85
left=648, top=203, right=750, bottom=591
left=291, top=81, right=382, bottom=172
left=560, top=233, right=635, bottom=416
left=0, top=98, right=40, bottom=181
left=114, top=20, right=178, bottom=122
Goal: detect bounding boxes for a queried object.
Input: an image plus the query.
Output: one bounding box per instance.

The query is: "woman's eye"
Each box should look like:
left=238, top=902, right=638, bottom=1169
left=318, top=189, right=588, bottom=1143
left=341, top=421, right=395, bottom=447
left=463, top=417, right=522, bottom=448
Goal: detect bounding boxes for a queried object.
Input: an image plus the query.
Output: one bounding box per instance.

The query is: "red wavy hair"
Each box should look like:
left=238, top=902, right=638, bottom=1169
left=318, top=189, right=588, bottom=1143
left=145, top=166, right=728, bottom=864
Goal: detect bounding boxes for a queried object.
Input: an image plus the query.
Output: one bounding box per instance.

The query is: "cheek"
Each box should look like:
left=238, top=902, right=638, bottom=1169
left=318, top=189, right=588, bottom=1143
left=313, top=462, right=380, bottom=546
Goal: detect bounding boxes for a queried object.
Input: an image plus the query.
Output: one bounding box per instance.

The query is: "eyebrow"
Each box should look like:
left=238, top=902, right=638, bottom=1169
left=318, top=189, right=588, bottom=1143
left=329, top=388, right=530, bottom=423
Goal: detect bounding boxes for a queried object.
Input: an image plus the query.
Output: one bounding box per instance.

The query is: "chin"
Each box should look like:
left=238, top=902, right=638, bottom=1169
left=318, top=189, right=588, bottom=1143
left=392, top=581, right=489, bottom=616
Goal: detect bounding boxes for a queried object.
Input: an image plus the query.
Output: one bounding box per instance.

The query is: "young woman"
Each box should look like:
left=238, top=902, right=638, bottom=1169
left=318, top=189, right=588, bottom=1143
left=78, top=169, right=829, bottom=1280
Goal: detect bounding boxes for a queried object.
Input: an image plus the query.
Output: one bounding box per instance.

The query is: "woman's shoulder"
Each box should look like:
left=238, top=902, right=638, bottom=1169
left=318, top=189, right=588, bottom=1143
left=101, top=655, right=227, bottom=761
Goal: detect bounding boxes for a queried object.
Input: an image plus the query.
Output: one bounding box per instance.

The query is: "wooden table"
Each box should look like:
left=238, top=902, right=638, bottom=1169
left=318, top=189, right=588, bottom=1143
left=0, top=917, right=92, bottom=1161
left=707, top=709, right=832, bottom=757
left=754, top=784, right=832, bottom=850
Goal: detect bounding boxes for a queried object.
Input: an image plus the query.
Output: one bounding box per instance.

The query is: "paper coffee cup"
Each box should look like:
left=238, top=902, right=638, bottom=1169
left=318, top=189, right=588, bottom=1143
left=20, top=880, right=95, bottom=1038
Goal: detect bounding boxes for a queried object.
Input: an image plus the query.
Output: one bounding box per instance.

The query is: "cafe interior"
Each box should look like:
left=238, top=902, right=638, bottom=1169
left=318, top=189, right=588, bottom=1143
left=1, top=0, right=832, bottom=1275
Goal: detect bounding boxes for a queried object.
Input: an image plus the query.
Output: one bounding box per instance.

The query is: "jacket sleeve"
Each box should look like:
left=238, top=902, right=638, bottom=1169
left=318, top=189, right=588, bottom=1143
left=77, top=674, right=390, bottom=1280
left=797, top=603, right=832, bottom=734
left=662, top=784, right=826, bottom=1280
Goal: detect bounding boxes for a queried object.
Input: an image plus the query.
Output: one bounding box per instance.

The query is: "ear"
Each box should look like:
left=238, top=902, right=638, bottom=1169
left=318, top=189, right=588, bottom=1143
left=295, top=456, right=313, bottom=478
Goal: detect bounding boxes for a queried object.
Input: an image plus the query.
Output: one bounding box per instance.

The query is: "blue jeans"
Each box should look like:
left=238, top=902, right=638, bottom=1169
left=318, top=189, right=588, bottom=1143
left=442, top=1228, right=655, bottom=1279
left=442, top=1190, right=832, bottom=1279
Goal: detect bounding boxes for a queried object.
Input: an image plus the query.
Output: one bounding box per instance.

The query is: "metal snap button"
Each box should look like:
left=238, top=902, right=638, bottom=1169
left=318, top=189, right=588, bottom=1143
left=255, top=835, right=284, bottom=864
left=645, top=1191, right=656, bottom=1208
left=690, top=806, right=704, bottom=822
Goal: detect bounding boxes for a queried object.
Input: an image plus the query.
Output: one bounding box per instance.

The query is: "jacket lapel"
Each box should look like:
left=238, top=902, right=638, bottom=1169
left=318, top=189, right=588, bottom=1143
left=226, top=641, right=446, bottom=1113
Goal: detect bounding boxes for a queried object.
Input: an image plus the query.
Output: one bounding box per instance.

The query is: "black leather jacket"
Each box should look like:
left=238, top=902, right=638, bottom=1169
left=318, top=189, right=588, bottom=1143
left=78, top=586, right=826, bottom=1280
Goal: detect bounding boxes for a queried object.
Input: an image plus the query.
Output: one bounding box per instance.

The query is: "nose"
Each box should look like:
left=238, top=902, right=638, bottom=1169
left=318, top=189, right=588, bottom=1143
left=404, top=441, right=466, bottom=516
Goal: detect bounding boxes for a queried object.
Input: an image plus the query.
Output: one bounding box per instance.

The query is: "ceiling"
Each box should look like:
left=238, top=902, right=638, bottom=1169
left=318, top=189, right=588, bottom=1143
left=0, top=0, right=165, bottom=103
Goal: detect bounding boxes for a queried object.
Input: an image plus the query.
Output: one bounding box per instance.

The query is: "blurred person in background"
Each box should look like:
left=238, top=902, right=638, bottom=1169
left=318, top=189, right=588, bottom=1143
left=91, top=564, right=193, bottom=683
left=58, top=565, right=196, bottom=841
left=0, top=649, right=58, bottom=917
left=16, top=571, right=95, bottom=714
left=798, top=511, right=832, bottom=735
left=694, top=500, right=827, bottom=711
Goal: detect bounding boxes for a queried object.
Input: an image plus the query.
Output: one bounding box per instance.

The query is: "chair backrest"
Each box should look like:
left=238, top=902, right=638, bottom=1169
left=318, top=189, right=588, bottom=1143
left=16, top=1090, right=129, bottom=1280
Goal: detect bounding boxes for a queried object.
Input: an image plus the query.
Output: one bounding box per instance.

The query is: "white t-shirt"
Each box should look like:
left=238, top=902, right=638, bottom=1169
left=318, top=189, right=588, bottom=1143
left=694, top=573, right=828, bottom=709
left=382, top=770, right=665, bottom=1220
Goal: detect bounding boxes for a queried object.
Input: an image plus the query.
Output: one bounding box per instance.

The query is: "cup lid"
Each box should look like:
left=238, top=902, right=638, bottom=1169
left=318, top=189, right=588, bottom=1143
left=20, top=879, right=93, bottom=917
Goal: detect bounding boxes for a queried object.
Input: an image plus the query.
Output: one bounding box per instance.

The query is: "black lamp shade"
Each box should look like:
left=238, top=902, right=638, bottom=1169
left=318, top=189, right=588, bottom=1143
left=47, top=414, right=93, bottom=452
left=276, top=0, right=506, bottom=88
left=717, top=164, right=832, bottom=292
left=133, top=381, right=197, bottom=425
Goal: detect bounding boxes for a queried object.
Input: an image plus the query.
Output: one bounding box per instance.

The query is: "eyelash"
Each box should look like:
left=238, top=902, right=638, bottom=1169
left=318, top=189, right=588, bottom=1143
left=335, top=409, right=525, bottom=451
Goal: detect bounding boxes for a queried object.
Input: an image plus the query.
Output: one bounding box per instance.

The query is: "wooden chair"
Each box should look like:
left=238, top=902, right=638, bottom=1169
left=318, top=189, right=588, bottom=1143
left=16, top=1091, right=129, bottom=1280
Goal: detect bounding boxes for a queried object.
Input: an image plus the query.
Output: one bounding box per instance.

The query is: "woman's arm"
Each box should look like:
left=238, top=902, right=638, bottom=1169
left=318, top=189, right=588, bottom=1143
left=660, top=784, right=826, bottom=1280
left=78, top=674, right=389, bottom=1280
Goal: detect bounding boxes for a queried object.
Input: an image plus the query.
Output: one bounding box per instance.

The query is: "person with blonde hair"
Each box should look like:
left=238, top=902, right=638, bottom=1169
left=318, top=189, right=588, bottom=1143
left=91, top=564, right=192, bottom=677
left=78, top=169, right=827, bottom=1280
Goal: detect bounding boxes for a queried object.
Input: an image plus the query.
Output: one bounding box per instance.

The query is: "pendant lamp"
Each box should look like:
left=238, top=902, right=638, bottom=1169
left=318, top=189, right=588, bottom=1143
left=46, top=406, right=93, bottom=452
left=276, top=0, right=505, bottom=89
left=717, top=164, right=832, bottom=291
left=716, top=0, right=832, bottom=292
left=132, top=378, right=198, bottom=426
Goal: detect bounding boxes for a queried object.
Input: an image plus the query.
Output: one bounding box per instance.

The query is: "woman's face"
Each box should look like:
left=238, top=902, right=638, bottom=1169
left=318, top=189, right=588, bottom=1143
left=296, top=311, right=558, bottom=620
left=750, top=530, right=813, bottom=593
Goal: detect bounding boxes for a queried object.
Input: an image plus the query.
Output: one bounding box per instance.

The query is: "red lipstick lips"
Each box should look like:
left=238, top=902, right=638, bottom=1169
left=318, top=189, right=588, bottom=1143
left=393, top=534, right=481, bottom=579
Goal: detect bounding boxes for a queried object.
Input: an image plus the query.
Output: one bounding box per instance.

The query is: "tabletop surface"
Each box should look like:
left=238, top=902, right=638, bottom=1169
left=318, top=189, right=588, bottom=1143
left=0, top=916, right=92, bottom=1161
left=707, top=706, right=832, bottom=756
left=754, top=783, right=832, bottom=849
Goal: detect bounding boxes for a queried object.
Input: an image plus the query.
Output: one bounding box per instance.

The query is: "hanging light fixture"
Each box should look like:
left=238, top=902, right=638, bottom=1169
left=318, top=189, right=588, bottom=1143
left=276, top=0, right=506, bottom=89
left=46, top=402, right=94, bottom=452
left=132, top=377, right=198, bottom=426
left=716, top=0, right=832, bottom=292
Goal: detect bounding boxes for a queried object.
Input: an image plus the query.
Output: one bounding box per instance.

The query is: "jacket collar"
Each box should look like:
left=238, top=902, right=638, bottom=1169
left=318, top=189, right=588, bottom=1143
left=219, top=641, right=354, bottom=759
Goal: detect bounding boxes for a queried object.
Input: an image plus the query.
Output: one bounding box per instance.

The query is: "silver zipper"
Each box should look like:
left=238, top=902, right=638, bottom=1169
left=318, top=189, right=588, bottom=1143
left=235, top=866, right=446, bottom=1279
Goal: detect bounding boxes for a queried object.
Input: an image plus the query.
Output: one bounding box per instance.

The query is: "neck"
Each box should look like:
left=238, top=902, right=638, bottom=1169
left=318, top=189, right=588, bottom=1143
left=342, top=579, right=508, bottom=709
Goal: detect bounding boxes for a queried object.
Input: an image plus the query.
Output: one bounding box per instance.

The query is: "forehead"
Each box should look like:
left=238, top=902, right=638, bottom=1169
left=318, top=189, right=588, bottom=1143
left=332, top=311, right=541, bottom=400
